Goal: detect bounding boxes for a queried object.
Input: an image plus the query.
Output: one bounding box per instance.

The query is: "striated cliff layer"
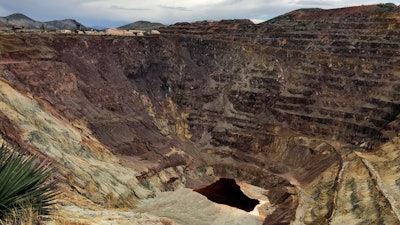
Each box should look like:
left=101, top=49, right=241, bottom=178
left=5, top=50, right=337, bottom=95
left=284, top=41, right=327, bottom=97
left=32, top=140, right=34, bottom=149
left=0, top=3, right=400, bottom=225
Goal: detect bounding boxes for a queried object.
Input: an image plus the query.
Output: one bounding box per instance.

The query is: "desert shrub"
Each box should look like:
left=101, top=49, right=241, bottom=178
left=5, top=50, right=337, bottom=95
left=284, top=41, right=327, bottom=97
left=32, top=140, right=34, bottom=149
left=0, top=145, right=58, bottom=223
left=376, top=3, right=396, bottom=12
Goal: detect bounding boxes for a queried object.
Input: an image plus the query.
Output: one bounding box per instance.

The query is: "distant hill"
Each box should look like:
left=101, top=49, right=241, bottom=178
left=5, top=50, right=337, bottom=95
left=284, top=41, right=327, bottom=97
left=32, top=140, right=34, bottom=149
left=0, top=13, right=41, bottom=28
left=0, top=13, right=86, bottom=30
left=45, top=19, right=85, bottom=30
left=118, top=21, right=165, bottom=31
left=263, top=3, right=399, bottom=24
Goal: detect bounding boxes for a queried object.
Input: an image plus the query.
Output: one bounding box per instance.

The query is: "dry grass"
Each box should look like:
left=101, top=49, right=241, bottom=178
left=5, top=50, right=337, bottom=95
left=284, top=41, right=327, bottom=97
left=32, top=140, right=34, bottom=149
left=50, top=218, right=91, bottom=225
left=0, top=204, right=40, bottom=225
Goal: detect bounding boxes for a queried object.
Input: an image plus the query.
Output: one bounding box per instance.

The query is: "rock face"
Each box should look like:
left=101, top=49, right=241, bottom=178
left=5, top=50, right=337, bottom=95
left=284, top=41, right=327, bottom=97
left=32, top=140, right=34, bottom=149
left=0, top=4, right=400, bottom=225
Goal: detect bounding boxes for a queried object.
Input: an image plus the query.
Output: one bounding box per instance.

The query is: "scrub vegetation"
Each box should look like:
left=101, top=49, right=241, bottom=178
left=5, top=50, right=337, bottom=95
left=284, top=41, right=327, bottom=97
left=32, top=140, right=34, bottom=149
left=0, top=145, right=58, bottom=224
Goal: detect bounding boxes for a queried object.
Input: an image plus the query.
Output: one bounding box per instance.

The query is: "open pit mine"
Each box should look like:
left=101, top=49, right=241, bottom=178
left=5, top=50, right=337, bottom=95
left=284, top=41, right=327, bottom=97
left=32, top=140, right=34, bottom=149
left=1, top=3, right=400, bottom=225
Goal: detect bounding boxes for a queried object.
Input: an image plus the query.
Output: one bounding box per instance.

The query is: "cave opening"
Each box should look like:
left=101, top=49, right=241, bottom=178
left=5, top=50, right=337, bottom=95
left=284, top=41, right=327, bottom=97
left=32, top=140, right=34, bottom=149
left=194, top=178, right=259, bottom=212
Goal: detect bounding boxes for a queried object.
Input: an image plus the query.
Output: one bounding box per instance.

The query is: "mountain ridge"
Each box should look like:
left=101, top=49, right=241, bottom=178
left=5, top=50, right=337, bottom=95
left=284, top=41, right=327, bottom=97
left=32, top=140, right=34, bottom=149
left=118, top=20, right=165, bottom=30
left=0, top=13, right=167, bottom=31
left=0, top=13, right=86, bottom=30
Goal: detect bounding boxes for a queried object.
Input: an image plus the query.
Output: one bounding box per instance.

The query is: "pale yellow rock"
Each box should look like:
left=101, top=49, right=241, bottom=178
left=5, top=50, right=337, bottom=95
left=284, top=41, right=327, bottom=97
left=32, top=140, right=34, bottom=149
left=0, top=80, right=153, bottom=205
left=137, top=188, right=263, bottom=225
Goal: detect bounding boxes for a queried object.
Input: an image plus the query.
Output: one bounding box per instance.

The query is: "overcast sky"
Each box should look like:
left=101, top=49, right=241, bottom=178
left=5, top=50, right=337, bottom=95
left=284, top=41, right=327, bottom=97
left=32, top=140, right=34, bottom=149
left=0, top=0, right=398, bottom=28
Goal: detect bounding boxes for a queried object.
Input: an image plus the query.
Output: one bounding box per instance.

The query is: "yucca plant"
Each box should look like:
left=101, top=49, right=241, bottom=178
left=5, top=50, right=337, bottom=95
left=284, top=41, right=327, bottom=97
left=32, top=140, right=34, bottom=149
left=0, top=145, right=58, bottom=221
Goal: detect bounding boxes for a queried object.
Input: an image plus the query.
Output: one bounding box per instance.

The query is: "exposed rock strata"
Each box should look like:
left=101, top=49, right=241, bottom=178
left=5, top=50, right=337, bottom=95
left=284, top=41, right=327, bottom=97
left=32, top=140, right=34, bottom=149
left=0, top=4, right=399, bottom=224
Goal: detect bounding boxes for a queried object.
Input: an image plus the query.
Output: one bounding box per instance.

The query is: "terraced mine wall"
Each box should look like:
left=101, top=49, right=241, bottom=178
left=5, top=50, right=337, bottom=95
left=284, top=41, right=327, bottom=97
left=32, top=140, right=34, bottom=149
left=0, top=4, right=400, bottom=225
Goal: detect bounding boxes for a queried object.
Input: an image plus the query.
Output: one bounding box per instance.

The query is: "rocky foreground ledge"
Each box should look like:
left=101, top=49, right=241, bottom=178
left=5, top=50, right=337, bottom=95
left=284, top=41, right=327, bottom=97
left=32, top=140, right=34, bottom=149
left=0, top=3, right=400, bottom=225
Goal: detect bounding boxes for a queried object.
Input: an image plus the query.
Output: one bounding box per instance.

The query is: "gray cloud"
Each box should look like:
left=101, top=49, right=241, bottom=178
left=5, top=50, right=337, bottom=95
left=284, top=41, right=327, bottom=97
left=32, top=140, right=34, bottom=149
left=219, top=0, right=243, bottom=5
left=111, top=5, right=150, bottom=11
left=292, top=0, right=336, bottom=6
left=158, top=5, right=191, bottom=11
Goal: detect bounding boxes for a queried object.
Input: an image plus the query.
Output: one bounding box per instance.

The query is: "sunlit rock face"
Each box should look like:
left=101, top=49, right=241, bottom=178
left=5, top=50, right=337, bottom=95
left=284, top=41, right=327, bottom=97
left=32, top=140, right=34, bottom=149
left=0, top=3, right=400, bottom=225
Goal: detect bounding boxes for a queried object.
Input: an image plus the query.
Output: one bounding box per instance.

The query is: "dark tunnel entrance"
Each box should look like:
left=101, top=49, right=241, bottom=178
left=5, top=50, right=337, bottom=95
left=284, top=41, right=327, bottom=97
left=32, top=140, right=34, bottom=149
left=194, top=178, right=259, bottom=212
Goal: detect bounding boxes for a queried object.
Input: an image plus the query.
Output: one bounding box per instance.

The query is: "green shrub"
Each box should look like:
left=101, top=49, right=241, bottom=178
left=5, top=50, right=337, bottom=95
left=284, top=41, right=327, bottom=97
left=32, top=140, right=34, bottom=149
left=375, top=3, right=396, bottom=12
left=0, top=145, right=58, bottom=222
